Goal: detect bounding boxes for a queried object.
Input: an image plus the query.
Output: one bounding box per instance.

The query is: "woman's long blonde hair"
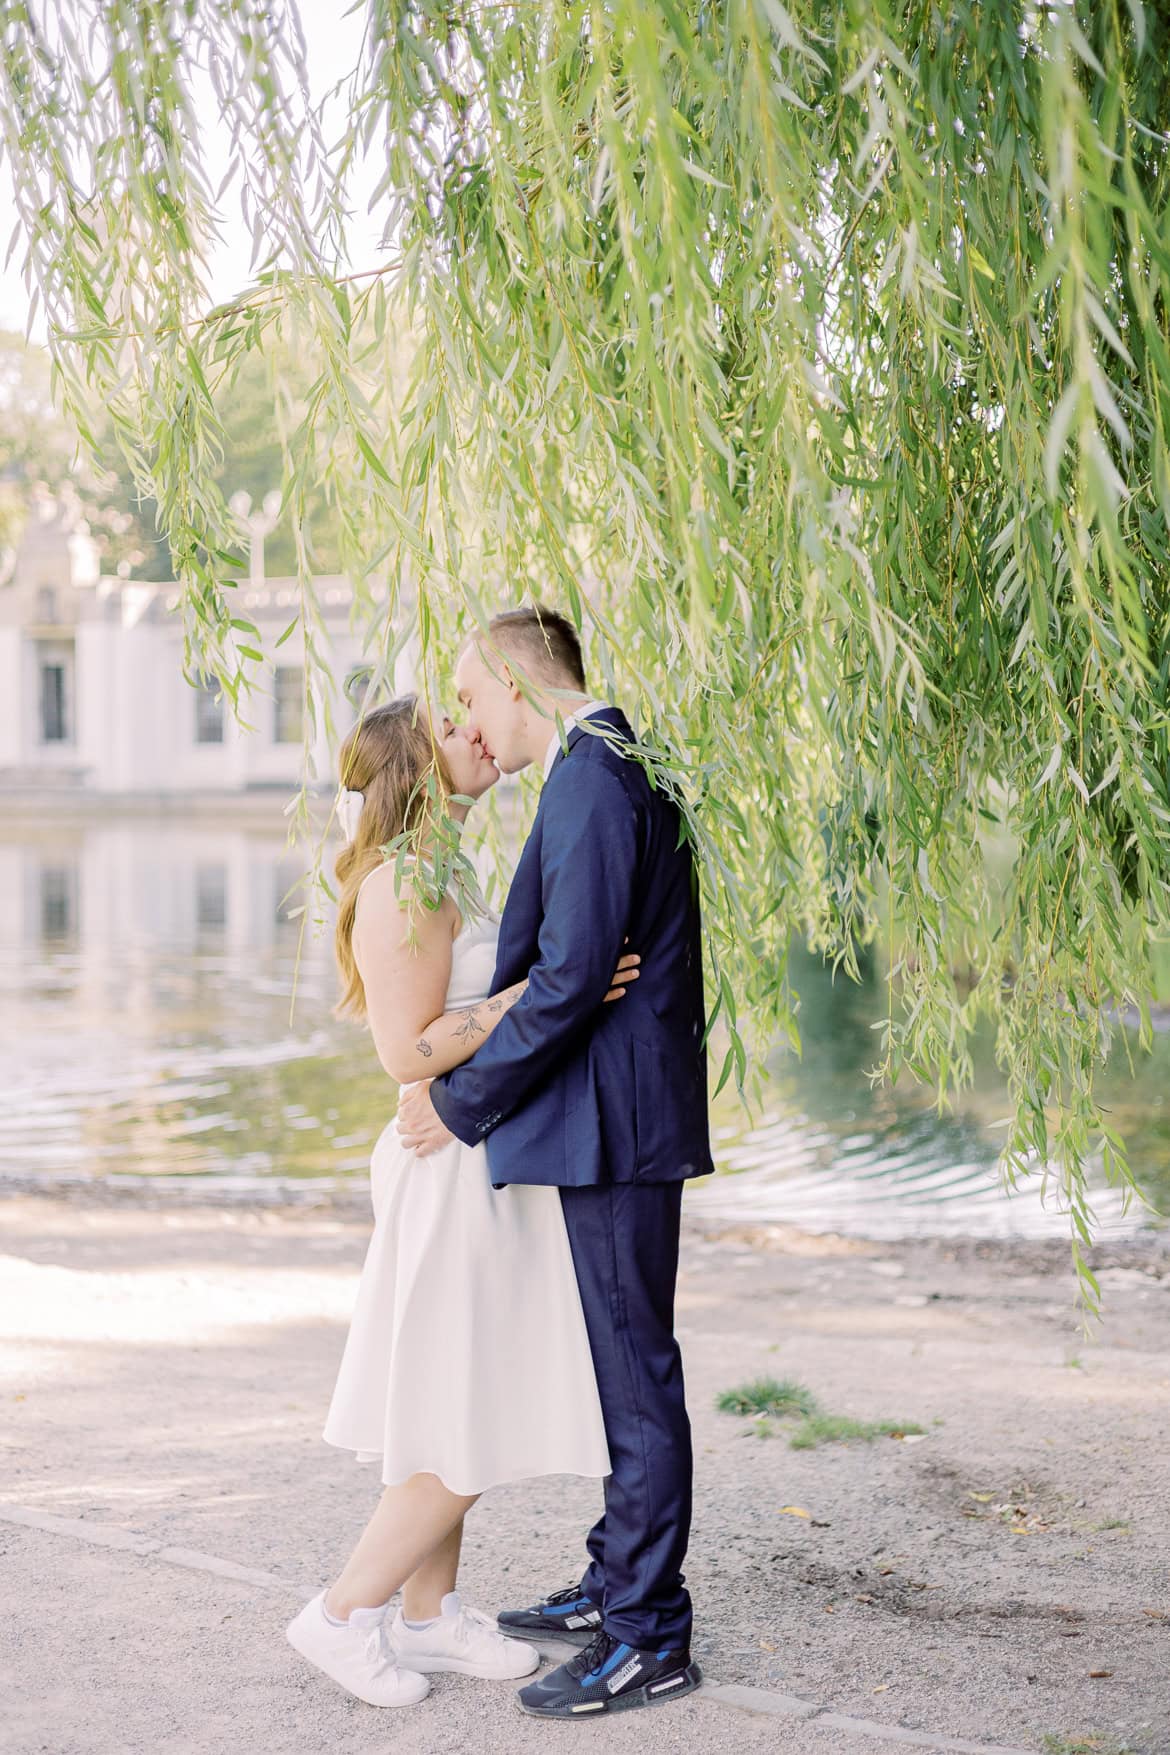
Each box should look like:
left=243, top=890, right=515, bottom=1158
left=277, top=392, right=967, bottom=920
left=333, top=695, right=454, bottom=1019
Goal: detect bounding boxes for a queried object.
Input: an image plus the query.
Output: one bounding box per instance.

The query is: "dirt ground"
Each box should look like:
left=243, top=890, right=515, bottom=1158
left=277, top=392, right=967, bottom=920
left=1, top=1184, right=1167, bottom=1755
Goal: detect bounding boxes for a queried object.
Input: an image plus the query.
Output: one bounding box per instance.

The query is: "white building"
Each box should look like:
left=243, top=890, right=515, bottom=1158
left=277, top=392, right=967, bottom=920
left=0, top=489, right=416, bottom=796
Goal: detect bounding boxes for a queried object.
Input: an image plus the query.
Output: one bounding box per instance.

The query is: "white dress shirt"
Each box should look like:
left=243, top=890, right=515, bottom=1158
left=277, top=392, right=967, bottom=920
left=542, top=699, right=610, bottom=780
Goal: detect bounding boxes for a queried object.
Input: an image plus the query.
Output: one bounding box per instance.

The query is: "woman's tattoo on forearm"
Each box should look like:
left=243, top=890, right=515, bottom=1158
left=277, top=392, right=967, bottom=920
left=416, top=1036, right=433, bottom=1058
left=487, top=997, right=504, bottom=1013
left=453, top=1005, right=486, bottom=1043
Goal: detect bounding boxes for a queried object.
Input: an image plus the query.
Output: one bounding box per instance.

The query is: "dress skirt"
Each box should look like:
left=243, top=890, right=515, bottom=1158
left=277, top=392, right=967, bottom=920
left=322, top=1116, right=612, bottom=1495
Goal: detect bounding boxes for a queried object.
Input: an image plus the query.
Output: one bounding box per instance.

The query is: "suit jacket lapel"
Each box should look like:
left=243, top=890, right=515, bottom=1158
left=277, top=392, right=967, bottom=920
left=493, top=706, right=634, bottom=993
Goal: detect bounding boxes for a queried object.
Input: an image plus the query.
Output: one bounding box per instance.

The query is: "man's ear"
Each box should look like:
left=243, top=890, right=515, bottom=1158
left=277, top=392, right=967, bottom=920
left=502, top=663, right=521, bottom=700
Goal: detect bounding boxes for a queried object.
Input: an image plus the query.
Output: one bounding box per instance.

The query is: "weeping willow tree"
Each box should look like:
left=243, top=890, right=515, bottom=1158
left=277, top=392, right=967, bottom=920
left=2, top=0, right=1169, bottom=1298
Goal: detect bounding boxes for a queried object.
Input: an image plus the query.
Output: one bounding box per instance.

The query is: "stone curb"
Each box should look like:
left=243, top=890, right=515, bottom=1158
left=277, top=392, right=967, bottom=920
left=0, top=1505, right=1039, bottom=1755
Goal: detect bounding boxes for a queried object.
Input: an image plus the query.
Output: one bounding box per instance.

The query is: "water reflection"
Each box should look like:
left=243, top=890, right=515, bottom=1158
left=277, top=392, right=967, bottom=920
left=0, top=811, right=1164, bottom=1240
left=691, top=939, right=1166, bottom=1239
left=39, top=863, right=78, bottom=942
left=194, top=863, right=228, bottom=934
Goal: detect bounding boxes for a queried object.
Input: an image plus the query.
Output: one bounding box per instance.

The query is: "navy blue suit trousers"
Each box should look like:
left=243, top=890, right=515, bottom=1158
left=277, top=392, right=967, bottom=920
left=559, top=1181, right=693, bottom=1651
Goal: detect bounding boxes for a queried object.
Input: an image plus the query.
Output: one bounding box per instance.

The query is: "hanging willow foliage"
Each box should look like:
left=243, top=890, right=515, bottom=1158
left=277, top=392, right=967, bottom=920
left=2, top=0, right=1169, bottom=1299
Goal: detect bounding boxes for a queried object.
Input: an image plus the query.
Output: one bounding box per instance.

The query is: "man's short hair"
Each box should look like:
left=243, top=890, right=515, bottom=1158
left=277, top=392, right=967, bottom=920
left=480, top=603, right=586, bottom=692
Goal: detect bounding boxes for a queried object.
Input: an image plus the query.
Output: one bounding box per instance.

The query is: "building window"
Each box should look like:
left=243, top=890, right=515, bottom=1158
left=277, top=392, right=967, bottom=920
left=40, top=663, right=69, bottom=742
left=195, top=863, right=227, bottom=931
left=274, top=666, right=304, bottom=744
left=37, top=586, right=57, bottom=624
left=195, top=679, right=224, bottom=744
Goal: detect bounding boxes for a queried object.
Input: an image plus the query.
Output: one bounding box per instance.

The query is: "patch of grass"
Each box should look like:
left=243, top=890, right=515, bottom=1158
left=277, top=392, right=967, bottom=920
left=789, top=1414, right=925, bottom=1451
left=716, top=1378, right=926, bottom=1450
left=1093, top=1516, right=1132, bottom=1533
left=715, top=1377, right=819, bottom=1419
left=1041, top=1735, right=1135, bottom=1755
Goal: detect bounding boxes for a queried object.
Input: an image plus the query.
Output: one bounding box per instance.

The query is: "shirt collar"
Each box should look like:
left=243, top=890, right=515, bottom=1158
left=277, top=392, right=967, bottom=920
left=542, top=698, right=610, bottom=779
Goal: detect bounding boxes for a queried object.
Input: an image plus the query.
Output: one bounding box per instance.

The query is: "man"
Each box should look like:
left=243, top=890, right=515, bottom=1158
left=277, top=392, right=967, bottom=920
left=397, top=604, right=714, bottom=1718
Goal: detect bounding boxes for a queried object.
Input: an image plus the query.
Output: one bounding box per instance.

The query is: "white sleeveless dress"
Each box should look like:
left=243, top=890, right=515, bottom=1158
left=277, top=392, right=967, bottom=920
left=322, top=872, right=611, bottom=1495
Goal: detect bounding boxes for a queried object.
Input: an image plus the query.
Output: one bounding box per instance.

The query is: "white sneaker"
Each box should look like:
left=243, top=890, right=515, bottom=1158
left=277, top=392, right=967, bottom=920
left=391, top=1591, right=540, bottom=1680
left=285, top=1590, right=431, bottom=1708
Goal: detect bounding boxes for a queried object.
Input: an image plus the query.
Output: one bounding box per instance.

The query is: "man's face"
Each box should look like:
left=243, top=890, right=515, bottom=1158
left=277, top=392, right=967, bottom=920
left=454, top=642, right=533, bottom=775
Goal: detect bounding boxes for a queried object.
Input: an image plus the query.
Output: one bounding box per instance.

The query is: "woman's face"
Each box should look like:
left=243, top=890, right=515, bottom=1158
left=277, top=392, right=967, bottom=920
left=432, top=706, right=499, bottom=800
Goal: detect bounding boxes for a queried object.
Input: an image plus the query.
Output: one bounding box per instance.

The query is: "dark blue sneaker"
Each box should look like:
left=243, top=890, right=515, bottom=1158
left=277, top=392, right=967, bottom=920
left=497, top=1585, right=604, bottom=1643
left=517, top=1628, right=702, bottom=1717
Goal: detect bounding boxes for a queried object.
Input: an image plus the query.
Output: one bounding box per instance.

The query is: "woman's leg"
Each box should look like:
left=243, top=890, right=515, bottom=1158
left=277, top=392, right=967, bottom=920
left=400, top=1515, right=466, bottom=1623
left=324, top=1472, right=479, bottom=1620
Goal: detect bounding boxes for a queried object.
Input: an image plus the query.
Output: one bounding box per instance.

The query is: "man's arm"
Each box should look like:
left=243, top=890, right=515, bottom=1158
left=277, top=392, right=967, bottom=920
left=429, top=761, right=640, bottom=1145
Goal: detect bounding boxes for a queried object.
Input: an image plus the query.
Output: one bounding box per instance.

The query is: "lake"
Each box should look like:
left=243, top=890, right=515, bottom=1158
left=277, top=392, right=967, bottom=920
left=1, top=806, right=1164, bottom=1243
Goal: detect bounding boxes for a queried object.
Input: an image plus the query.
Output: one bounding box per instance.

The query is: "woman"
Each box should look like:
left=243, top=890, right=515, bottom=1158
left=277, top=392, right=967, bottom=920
left=285, top=695, right=635, bottom=1710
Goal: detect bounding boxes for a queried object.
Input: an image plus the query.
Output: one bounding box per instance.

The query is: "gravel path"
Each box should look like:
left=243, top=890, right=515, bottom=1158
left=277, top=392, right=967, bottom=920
left=2, top=1188, right=1167, bottom=1754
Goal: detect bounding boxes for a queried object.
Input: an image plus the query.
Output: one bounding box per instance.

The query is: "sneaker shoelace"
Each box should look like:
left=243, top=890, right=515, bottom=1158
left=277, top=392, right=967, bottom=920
left=362, top=1618, right=400, bottom=1676
left=543, top=1584, right=588, bottom=1608
left=452, top=1604, right=503, bottom=1648
left=567, top=1628, right=617, bottom=1680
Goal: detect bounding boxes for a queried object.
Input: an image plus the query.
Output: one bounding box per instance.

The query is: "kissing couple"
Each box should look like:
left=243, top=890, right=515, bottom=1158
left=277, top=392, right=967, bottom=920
left=285, top=603, right=715, bottom=1720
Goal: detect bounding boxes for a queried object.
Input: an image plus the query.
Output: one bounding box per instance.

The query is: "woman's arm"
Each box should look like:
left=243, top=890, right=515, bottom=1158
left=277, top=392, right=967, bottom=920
left=353, top=865, right=638, bottom=1085
left=400, top=955, right=640, bottom=1081
left=407, top=975, right=531, bottom=1078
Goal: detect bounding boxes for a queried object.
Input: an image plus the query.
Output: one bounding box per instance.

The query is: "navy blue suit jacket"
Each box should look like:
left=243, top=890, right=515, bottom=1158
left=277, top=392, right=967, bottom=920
left=428, top=706, right=715, bottom=1189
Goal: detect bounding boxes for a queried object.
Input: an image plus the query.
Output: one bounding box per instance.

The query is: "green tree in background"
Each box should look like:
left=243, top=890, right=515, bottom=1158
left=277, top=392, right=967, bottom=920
left=0, top=327, right=150, bottom=567
left=191, top=320, right=348, bottom=580
left=2, top=0, right=1169, bottom=1299
left=0, top=327, right=346, bottom=579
